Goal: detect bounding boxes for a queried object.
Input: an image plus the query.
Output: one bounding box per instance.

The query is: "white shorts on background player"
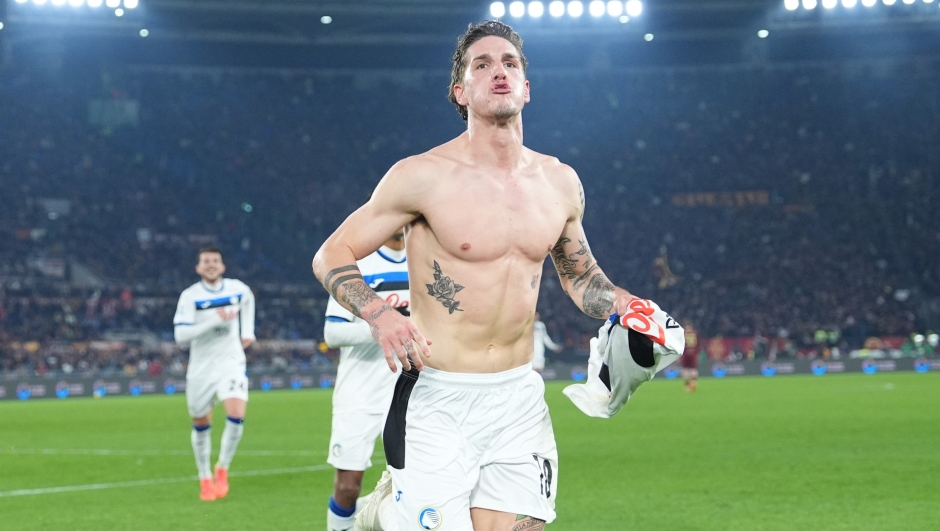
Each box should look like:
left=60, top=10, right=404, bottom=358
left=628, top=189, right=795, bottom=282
left=327, top=340, right=399, bottom=471
left=532, top=320, right=560, bottom=371
left=324, top=245, right=409, bottom=471
left=173, top=278, right=255, bottom=418
left=385, top=364, right=558, bottom=530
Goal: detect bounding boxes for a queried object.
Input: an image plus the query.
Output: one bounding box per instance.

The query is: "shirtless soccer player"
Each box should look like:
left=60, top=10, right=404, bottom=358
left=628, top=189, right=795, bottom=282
left=324, top=230, right=410, bottom=531
left=313, top=21, right=637, bottom=531
left=174, top=247, right=255, bottom=501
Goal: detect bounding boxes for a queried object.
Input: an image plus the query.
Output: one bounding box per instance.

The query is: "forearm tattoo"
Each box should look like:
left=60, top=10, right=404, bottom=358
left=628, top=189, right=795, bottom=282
left=512, top=518, right=546, bottom=531
left=426, top=260, right=464, bottom=314
left=340, top=280, right=383, bottom=319
left=582, top=273, right=616, bottom=318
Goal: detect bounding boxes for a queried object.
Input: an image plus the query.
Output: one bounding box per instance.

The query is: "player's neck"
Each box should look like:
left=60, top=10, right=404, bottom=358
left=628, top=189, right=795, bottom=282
left=200, top=277, right=223, bottom=289
left=466, top=114, right=524, bottom=169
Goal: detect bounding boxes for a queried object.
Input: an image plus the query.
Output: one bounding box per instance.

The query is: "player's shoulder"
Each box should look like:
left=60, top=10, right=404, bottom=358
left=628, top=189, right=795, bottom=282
left=527, top=149, right=580, bottom=194
left=224, top=278, right=253, bottom=292
left=179, top=282, right=203, bottom=298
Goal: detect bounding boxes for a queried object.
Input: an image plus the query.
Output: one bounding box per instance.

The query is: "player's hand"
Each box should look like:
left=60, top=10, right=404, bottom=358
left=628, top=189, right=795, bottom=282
left=554, top=345, right=563, bottom=353
left=366, top=303, right=432, bottom=373
left=611, top=288, right=638, bottom=318
left=217, top=308, right=239, bottom=321
left=241, top=338, right=255, bottom=349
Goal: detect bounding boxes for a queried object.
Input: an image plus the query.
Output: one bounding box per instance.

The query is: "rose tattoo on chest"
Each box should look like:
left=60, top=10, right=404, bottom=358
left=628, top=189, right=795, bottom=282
left=426, top=260, right=465, bottom=314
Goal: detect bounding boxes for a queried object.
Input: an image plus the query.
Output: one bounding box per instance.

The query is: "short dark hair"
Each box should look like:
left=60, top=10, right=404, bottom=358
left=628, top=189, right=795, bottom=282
left=198, top=246, right=223, bottom=262
left=448, top=20, right=528, bottom=123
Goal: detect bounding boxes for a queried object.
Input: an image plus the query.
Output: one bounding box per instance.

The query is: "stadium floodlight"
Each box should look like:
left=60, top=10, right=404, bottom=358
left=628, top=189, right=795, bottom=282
left=15, top=0, right=28, bottom=4
left=528, top=1, right=544, bottom=16
left=114, top=7, right=123, bottom=15
left=68, top=0, right=84, bottom=6
left=568, top=1, right=584, bottom=16
left=644, top=32, right=653, bottom=41
left=842, top=0, right=857, bottom=6
left=802, top=0, right=818, bottom=8
left=822, top=0, right=837, bottom=8
left=139, top=28, right=149, bottom=37
left=758, top=29, right=769, bottom=38
left=0, top=22, right=3, bottom=30
left=509, top=1, right=525, bottom=16
left=549, top=1, right=565, bottom=16
left=784, top=0, right=800, bottom=9
left=926, top=0, right=935, bottom=4
left=625, top=0, right=643, bottom=16
left=124, top=0, right=138, bottom=8
left=320, top=15, right=332, bottom=23
left=902, top=0, right=914, bottom=3
left=589, top=0, right=605, bottom=16
left=88, top=0, right=102, bottom=6
left=33, top=0, right=47, bottom=5
left=51, top=0, right=66, bottom=6
left=862, top=0, right=876, bottom=5
left=490, top=2, right=506, bottom=17
left=106, top=0, right=120, bottom=7
left=607, top=1, right=623, bottom=16
left=619, top=15, right=629, bottom=22
left=882, top=0, right=896, bottom=5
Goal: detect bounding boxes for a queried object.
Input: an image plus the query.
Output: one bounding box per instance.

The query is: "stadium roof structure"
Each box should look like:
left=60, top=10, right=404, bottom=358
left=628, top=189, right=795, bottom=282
left=2, top=0, right=939, bottom=69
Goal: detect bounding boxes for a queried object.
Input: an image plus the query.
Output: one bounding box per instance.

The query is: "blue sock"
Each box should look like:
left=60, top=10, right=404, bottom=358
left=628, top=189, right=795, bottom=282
left=193, top=424, right=211, bottom=432
left=329, top=496, right=356, bottom=518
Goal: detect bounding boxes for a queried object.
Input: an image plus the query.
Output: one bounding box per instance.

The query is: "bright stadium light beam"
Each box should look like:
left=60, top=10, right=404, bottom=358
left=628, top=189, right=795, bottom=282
left=320, top=15, right=332, bottom=23
left=51, top=0, right=67, bottom=6
left=509, top=1, right=525, bottom=16
left=549, top=1, right=565, bottom=16
left=784, top=0, right=800, bottom=9
left=589, top=0, right=605, bottom=16
left=33, top=0, right=48, bottom=5
left=882, top=0, right=896, bottom=5
left=114, top=7, right=123, bottom=15
left=124, top=0, right=138, bottom=8
left=490, top=2, right=506, bottom=17
left=644, top=32, right=653, bottom=41
left=88, top=0, right=102, bottom=6
left=822, top=0, right=837, bottom=8
left=139, top=28, right=149, bottom=37
left=568, top=1, right=584, bottom=16
left=619, top=15, right=629, bottom=22
left=68, top=0, right=84, bottom=6
left=758, top=29, right=769, bottom=38
left=528, top=1, right=544, bottom=16
left=0, top=22, right=4, bottom=30
left=15, top=0, right=28, bottom=4
left=862, top=0, right=876, bottom=5
left=607, top=1, right=623, bottom=16
left=902, top=0, right=914, bottom=4
left=803, top=0, right=818, bottom=8
left=106, top=0, right=120, bottom=7
left=625, top=0, right=643, bottom=16
left=842, top=0, right=857, bottom=7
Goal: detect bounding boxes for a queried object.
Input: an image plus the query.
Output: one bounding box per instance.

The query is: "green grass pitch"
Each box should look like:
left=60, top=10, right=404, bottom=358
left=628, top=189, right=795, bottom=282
left=1, top=373, right=937, bottom=531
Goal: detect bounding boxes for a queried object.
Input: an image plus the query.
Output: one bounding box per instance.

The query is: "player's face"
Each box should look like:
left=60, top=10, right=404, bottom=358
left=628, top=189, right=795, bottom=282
left=195, top=252, right=225, bottom=283
left=454, top=36, right=530, bottom=122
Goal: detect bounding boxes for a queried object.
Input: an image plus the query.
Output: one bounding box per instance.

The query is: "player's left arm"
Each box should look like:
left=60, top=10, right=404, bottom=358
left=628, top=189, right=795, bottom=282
left=240, top=284, right=256, bottom=349
left=549, top=166, right=635, bottom=319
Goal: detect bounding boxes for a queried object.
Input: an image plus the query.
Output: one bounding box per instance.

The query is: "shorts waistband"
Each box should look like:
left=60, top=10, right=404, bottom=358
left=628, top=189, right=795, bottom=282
left=418, top=363, right=533, bottom=389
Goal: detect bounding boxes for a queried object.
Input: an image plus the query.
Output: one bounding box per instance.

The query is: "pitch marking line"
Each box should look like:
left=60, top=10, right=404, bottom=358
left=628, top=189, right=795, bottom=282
left=0, top=464, right=333, bottom=498
left=2, top=448, right=328, bottom=457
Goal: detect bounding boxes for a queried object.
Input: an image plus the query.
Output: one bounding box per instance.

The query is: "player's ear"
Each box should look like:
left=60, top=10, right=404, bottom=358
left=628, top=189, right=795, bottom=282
left=453, top=83, right=468, bottom=107
left=523, top=79, right=530, bottom=104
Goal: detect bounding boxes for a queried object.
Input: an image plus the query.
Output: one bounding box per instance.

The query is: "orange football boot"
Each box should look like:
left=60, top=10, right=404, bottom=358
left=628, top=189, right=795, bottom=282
left=214, top=466, right=229, bottom=499
left=200, top=478, right=216, bottom=501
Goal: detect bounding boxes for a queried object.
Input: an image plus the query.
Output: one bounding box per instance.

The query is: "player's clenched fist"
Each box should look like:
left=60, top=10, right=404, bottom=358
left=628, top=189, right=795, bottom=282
left=364, top=303, right=432, bottom=373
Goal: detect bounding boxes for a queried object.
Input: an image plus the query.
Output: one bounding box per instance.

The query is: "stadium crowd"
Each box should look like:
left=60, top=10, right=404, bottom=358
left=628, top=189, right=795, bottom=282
left=1, top=58, right=938, bottom=374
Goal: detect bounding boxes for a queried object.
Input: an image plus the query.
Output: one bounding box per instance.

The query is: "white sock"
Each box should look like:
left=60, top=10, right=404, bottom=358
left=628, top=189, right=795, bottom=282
left=327, top=508, right=355, bottom=531
left=190, top=425, right=212, bottom=479
left=377, top=495, right=399, bottom=531
left=217, top=416, right=244, bottom=469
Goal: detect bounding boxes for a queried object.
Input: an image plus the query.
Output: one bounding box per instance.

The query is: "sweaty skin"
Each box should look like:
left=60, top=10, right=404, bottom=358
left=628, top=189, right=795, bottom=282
left=312, top=35, right=634, bottom=375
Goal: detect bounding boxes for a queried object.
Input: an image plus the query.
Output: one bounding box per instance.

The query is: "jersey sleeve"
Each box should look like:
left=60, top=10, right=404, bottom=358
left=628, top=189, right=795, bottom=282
left=325, top=296, right=357, bottom=323
left=239, top=284, right=256, bottom=340
left=173, top=290, right=195, bottom=326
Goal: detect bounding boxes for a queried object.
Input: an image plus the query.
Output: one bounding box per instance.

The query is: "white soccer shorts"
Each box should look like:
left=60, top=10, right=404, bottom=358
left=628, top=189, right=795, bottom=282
left=384, top=363, right=558, bottom=530
left=186, top=364, right=249, bottom=418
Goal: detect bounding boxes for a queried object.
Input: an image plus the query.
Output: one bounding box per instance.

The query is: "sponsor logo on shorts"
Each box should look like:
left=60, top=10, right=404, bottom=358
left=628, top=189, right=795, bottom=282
left=395, top=490, right=402, bottom=502
left=331, top=444, right=343, bottom=458
left=418, top=507, right=442, bottom=530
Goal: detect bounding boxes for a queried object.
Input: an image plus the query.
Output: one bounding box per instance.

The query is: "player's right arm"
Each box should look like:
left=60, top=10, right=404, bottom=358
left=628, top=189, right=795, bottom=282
left=173, top=291, right=237, bottom=345
left=312, top=158, right=433, bottom=372
left=322, top=297, right=374, bottom=348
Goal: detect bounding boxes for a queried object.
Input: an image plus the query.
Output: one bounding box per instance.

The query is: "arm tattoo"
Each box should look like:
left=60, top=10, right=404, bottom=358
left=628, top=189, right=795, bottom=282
left=340, top=280, right=382, bottom=318
left=551, top=237, right=592, bottom=289
left=578, top=182, right=585, bottom=221
left=425, top=260, right=464, bottom=314
left=512, top=518, right=546, bottom=531
left=582, top=273, right=616, bottom=319
left=323, top=265, right=359, bottom=296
